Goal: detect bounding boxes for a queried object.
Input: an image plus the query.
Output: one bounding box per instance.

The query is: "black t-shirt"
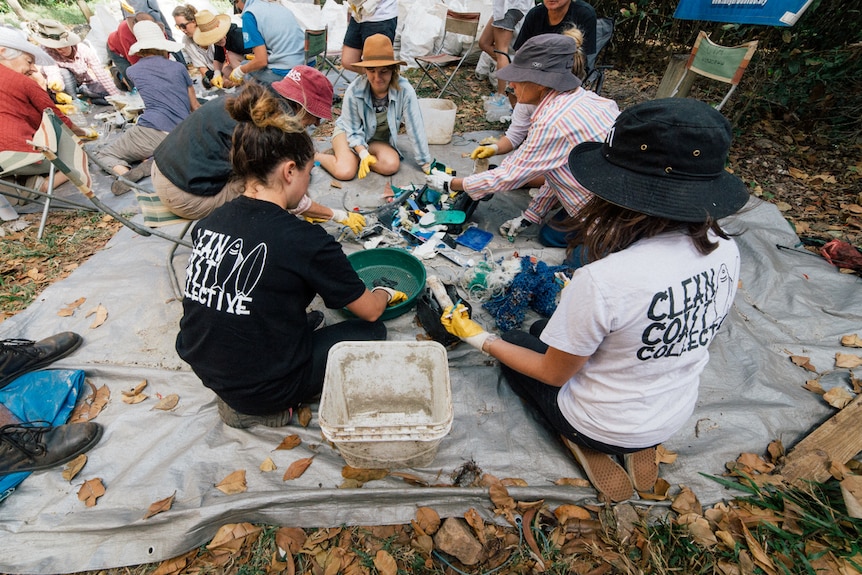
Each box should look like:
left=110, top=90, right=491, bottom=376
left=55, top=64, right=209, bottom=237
left=513, top=0, right=597, bottom=59
left=176, top=196, right=367, bottom=414
left=153, top=96, right=235, bottom=196
left=214, top=24, right=252, bottom=64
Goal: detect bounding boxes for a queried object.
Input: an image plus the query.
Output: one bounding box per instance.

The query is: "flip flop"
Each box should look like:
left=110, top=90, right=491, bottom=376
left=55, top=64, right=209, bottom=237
left=624, top=447, right=659, bottom=492
left=561, top=436, right=633, bottom=503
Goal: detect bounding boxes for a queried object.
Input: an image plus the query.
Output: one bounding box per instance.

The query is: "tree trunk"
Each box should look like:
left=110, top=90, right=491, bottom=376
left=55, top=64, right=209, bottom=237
left=6, top=0, right=31, bottom=21
left=76, top=0, right=93, bottom=21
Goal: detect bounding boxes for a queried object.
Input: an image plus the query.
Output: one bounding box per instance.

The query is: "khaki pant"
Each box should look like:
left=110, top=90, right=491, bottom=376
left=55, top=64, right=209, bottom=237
left=151, top=161, right=243, bottom=220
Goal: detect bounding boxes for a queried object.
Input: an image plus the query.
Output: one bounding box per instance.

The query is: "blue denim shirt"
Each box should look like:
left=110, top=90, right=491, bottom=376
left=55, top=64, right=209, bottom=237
left=335, top=75, right=431, bottom=167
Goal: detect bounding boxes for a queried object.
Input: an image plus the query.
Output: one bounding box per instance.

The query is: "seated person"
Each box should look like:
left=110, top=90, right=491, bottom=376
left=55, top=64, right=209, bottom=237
left=192, top=10, right=252, bottom=89
left=95, top=20, right=200, bottom=195
left=477, top=0, right=534, bottom=103
left=0, top=26, right=96, bottom=197
left=105, top=12, right=155, bottom=91
left=426, top=34, right=618, bottom=249
left=316, top=34, right=430, bottom=181
left=230, top=0, right=304, bottom=86
left=470, top=26, right=588, bottom=191
left=514, top=0, right=596, bottom=62
left=172, top=4, right=214, bottom=84
left=152, top=65, right=361, bottom=235
left=28, top=18, right=122, bottom=106
left=175, top=83, right=405, bottom=429
left=441, top=98, right=750, bottom=502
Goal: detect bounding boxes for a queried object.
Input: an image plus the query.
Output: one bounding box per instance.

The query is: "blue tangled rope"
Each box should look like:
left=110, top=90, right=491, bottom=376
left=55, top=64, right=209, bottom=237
left=483, top=257, right=571, bottom=332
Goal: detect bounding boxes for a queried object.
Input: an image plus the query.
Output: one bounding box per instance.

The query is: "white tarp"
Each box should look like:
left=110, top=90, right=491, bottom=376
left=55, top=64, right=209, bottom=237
left=0, top=131, right=856, bottom=574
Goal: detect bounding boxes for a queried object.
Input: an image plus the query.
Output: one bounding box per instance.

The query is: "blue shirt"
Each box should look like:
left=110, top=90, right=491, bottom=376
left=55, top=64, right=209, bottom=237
left=127, top=56, right=193, bottom=132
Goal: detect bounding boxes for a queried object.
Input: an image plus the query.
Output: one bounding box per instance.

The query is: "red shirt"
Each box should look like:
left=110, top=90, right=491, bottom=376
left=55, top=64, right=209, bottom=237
left=107, top=20, right=141, bottom=64
left=0, top=64, right=74, bottom=153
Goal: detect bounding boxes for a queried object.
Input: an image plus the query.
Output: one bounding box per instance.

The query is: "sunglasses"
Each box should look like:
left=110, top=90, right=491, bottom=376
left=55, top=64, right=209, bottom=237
left=177, top=22, right=191, bottom=30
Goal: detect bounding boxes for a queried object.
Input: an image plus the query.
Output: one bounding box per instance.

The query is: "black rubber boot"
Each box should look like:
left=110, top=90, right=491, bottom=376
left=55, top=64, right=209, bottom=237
left=0, top=332, right=83, bottom=390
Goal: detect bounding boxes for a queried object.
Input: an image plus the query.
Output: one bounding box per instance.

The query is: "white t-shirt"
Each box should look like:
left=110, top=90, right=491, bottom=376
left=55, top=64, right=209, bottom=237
left=541, top=231, right=740, bottom=448
left=493, top=0, right=536, bottom=21
left=348, top=0, right=398, bottom=23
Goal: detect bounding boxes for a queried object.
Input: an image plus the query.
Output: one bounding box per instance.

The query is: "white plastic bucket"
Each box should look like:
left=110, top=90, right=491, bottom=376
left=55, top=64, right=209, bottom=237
left=418, top=98, right=457, bottom=145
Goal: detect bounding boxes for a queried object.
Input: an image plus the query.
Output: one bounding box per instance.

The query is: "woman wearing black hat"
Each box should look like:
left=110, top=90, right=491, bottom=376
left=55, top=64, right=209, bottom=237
left=440, top=98, right=750, bottom=503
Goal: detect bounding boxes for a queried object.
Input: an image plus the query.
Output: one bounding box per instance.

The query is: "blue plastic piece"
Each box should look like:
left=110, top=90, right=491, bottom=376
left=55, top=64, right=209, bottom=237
left=456, top=227, right=494, bottom=252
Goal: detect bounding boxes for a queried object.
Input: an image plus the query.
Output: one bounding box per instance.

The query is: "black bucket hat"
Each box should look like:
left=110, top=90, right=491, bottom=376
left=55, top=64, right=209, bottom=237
left=568, top=98, right=749, bottom=222
left=496, top=33, right=581, bottom=92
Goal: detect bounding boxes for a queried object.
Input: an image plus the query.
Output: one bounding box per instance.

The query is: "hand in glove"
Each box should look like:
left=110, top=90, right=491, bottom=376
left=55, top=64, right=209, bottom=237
left=79, top=127, right=99, bottom=140
left=440, top=304, right=496, bottom=352
left=372, top=286, right=408, bottom=306
left=499, top=213, right=532, bottom=239
left=357, top=149, right=377, bottom=179
left=48, top=80, right=65, bottom=93
left=330, top=209, right=366, bottom=234
left=425, top=168, right=454, bottom=192
left=211, top=70, right=224, bottom=89
left=470, top=143, right=498, bottom=160
left=56, top=103, right=77, bottom=115
left=229, top=66, right=245, bottom=85
left=54, top=92, right=73, bottom=105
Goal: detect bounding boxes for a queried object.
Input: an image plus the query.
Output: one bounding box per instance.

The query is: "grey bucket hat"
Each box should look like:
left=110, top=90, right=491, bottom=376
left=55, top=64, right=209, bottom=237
left=496, top=33, right=581, bottom=92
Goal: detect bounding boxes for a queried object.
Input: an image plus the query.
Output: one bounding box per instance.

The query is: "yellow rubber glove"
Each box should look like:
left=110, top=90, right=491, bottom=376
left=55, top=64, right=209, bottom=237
left=48, top=80, right=64, bottom=93
left=56, top=103, right=77, bottom=115
left=330, top=209, right=366, bottom=234
left=373, top=286, right=408, bottom=306
left=357, top=149, right=377, bottom=179
left=211, top=71, right=224, bottom=89
left=303, top=215, right=329, bottom=224
left=469, top=143, right=498, bottom=160
left=440, top=304, right=494, bottom=351
left=80, top=128, right=99, bottom=140
left=229, top=66, right=245, bottom=85
left=55, top=92, right=74, bottom=105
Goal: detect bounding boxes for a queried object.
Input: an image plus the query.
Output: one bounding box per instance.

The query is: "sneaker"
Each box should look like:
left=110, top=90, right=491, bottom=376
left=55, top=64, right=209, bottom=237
left=0, top=332, right=83, bottom=390
left=0, top=421, right=103, bottom=475
left=111, top=158, right=154, bottom=196
left=216, top=398, right=293, bottom=429
left=561, top=436, right=633, bottom=502
left=623, top=447, right=659, bottom=492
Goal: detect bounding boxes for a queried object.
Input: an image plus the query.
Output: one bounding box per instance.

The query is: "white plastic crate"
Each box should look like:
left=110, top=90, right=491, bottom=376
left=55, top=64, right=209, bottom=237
left=319, top=341, right=453, bottom=469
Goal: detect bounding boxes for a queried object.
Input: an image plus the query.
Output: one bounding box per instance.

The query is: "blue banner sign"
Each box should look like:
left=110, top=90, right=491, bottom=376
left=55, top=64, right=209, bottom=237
left=674, top=0, right=815, bottom=26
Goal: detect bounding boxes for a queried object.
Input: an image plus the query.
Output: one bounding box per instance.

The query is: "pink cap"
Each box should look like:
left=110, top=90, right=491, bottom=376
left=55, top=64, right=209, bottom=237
left=271, top=65, right=333, bottom=121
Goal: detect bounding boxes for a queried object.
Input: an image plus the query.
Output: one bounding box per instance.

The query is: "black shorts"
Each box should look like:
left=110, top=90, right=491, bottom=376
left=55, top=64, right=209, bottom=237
left=343, top=16, right=397, bottom=50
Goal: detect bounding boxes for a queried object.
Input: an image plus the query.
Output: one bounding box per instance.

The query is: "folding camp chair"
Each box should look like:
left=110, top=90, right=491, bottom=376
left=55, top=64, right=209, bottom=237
left=304, top=27, right=347, bottom=88
left=0, top=146, right=94, bottom=238
left=582, top=17, right=614, bottom=96
left=29, top=109, right=193, bottom=298
left=415, top=10, right=482, bottom=99
left=670, top=31, right=758, bottom=111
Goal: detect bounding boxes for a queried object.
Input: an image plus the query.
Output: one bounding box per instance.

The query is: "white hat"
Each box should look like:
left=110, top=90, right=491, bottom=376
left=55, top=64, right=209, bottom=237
left=0, top=25, right=53, bottom=66
left=129, top=20, right=183, bottom=55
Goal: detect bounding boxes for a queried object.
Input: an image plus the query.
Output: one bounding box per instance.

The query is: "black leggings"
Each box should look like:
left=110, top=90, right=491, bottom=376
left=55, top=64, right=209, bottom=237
left=500, top=320, right=642, bottom=457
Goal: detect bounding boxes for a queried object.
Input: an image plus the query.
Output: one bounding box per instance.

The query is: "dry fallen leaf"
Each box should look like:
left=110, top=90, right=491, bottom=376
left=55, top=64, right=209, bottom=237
left=415, top=507, right=440, bottom=534
left=85, top=304, right=108, bottom=329
left=122, top=380, right=148, bottom=397
left=391, top=471, right=428, bottom=486
left=656, top=444, right=678, bottom=464
left=766, top=439, right=785, bottom=462
left=69, top=381, right=110, bottom=423
left=489, top=483, right=515, bottom=511
left=639, top=478, right=671, bottom=501
left=297, top=405, right=312, bottom=427
left=283, top=457, right=314, bottom=481
left=554, top=504, right=591, bottom=523
left=275, top=526, right=307, bottom=555
left=671, top=486, right=702, bottom=515
left=58, top=297, right=86, bottom=317
left=823, top=386, right=855, bottom=409
left=276, top=435, right=302, bottom=450
left=501, top=477, right=528, bottom=487
left=790, top=355, right=817, bottom=372
left=144, top=492, right=176, bottom=519
left=207, top=522, right=262, bottom=552
left=678, top=513, right=718, bottom=547
left=62, top=454, right=87, bottom=482
left=841, top=334, right=862, bottom=348
left=151, top=549, right=197, bottom=575
left=342, top=466, right=388, bottom=483
left=153, top=394, right=180, bottom=411
left=122, top=393, right=148, bottom=404
left=840, top=475, right=862, bottom=519
left=216, top=470, right=247, bottom=494
left=803, top=379, right=825, bottom=394
left=835, top=353, right=862, bottom=369
left=736, top=452, right=775, bottom=474
left=77, top=477, right=106, bottom=507
left=373, top=550, right=397, bottom=575
left=554, top=477, right=591, bottom=488
left=787, top=166, right=808, bottom=180
left=260, top=457, right=277, bottom=472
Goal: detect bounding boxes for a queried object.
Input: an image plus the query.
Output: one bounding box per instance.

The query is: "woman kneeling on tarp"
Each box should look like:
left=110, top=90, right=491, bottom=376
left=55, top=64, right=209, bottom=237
left=441, top=98, right=749, bottom=502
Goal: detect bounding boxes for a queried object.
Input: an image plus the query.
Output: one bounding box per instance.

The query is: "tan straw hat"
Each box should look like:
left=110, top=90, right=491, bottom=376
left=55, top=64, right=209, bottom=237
left=193, top=10, right=231, bottom=47
left=352, top=34, right=405, bottom=68
left=27, top=18, right=81, bottom=49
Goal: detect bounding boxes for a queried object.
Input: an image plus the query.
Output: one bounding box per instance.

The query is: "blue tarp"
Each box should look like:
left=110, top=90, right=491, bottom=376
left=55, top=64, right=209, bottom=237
left=0, top=369, right=85, bottom=502
left=674, top=0, right=815, bottom=26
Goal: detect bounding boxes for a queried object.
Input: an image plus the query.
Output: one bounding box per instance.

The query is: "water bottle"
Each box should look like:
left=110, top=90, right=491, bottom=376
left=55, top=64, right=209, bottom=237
left=483, top=93, right=512, bottom=123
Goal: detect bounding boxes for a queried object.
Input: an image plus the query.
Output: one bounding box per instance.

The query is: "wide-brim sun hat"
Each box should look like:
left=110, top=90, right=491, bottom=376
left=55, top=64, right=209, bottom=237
left=352, top=34, right=405, bottom=68
left=271, top=65, right=333, bottom=121
left=0, top=25, right=53, bottom=66
left=129, top=20, right=183, bottom=55
left=568, top=98, right=750, bottom=222
left=27, top=18, right=80, bottom=49
left=192, top=11, right=231, bottom=47
left=496, top=33, right=581, bottom=92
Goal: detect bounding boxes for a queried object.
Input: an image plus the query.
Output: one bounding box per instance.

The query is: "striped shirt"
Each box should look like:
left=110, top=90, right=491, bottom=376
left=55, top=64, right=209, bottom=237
left=463, top=88, right=619, bottom=224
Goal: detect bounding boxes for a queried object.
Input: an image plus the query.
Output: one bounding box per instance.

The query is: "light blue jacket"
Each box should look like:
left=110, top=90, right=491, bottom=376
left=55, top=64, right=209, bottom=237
left=335, top=75, right=431, bottom=167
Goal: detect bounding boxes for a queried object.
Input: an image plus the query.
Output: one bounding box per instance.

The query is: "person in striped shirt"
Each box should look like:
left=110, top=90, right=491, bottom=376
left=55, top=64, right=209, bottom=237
left=426, top=33, right=619, bottom=250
